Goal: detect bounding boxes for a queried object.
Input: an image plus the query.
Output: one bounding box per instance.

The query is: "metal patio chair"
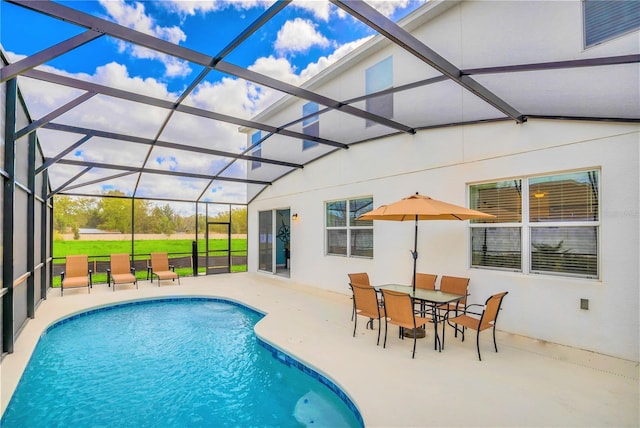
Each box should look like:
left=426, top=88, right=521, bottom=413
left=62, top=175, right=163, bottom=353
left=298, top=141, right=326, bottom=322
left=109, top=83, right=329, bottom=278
left=448, top=291, right=509, bottom=360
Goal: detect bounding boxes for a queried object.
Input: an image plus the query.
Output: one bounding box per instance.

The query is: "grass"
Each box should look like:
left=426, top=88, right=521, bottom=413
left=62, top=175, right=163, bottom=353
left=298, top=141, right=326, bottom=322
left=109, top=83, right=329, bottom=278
left=54, top=239, right=247, bottom=259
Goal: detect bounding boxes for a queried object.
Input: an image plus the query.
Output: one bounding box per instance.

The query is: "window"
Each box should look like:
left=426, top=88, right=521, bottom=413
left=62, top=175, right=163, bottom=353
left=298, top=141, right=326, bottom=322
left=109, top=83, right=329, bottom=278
left=365, top=56, right=393, bottom=127
left=302, top=102, right=319, bottom=150
left=250, top=131, right=262, bottom=170
left=584, top=0, right=640, bottom=47
left=326, top=197, right=374, bottom=258
left=470, top=170, right=599, bottom=278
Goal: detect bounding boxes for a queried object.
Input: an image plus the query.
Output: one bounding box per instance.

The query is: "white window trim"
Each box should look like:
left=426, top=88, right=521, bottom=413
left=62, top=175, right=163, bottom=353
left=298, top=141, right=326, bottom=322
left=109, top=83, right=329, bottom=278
left=469, top=168, right=600, bottom=279
left=325, top=196, right=374, bottom=259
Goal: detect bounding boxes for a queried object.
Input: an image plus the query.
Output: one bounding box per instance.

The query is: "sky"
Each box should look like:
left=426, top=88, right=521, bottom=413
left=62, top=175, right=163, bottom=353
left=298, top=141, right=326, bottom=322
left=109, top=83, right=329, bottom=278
left=0, top=0, right=427, bottom=210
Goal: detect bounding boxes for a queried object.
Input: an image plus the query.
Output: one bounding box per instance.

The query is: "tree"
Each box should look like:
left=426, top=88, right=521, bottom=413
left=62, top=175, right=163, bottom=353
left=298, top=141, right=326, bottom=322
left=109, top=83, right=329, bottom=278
left=97, top=191, right=132, bottom=233
left=53, top=195, right=99, bottom=233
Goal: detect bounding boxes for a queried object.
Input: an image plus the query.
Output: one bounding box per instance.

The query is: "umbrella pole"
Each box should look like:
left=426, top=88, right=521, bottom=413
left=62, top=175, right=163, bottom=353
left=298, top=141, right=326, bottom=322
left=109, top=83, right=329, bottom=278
left=412, top=215, right=418, bottom=293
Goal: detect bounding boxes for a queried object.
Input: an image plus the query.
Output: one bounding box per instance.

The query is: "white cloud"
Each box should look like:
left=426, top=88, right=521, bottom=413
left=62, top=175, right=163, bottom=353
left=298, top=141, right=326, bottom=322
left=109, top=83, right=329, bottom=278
left=249, top=55, right=300, bottom=84
left=366, top=0, right=412, bottom=18
left=160, top=0, right=271, bottom=17
left=298, top=36, right=372, bottom=82
left=291, top=0, right=331, bottom=21
left=98, top=0, right=192, bottom=78
left=274, top=18, right=331, bottom=55
left=188, top=77, right=256, bottom=119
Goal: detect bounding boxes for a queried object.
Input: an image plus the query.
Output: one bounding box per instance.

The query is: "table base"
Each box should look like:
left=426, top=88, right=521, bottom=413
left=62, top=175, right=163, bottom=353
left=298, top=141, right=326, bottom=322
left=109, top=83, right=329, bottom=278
left=403, top=327, right=426, bottom=339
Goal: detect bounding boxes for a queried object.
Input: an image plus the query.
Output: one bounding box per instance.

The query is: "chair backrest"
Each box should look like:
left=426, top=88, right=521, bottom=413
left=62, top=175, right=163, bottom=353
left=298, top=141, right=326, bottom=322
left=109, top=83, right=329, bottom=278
left=110, top=253, right=131, bottom=275
left=381, top=289, right=414, bottom=326
left=480, top=292, right=509, bottom=328
left=66, top=255, right=88, bottom=277
left=415, top=273, right=437, bottom=290
left=348, top=272, right=370, bottom=286
left=351, top=283, right=380, bottom=316
left=440, top=275, right=470, bottom=304
left=151, top=252, right=170, bottom=271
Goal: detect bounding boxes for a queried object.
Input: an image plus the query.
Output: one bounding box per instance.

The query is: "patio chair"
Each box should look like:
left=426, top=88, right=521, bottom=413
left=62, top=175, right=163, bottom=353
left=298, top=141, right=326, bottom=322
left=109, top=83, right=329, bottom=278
left=150, top=252, right=180, bottom=286
left=348, top=272, right=373, bottom=321
left=448, top=291, right=509, bottom=361
left=415, top=273, right=437, bottom=290
left=350, top=282, right=385, bottom=345
left=107, top=253, right=138, bottom=291
left=60, top=254, right=92, bottom=296
left=439, top=275, right=470, bottom=337
left=413, top=272, right=438, bottom=317
left=381, top=289, right=433, bottom=359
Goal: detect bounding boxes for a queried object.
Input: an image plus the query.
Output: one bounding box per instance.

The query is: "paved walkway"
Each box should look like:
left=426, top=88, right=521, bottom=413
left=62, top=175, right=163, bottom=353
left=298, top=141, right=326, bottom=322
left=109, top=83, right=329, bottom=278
left=1, top=273, right=638, bottom=427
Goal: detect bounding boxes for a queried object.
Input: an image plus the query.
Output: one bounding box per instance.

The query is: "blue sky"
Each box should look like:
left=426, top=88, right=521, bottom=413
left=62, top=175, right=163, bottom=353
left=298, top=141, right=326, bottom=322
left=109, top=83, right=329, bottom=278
left=0, top=0, right=426, bottom=206
left=2, top=1, right=425, bottom=92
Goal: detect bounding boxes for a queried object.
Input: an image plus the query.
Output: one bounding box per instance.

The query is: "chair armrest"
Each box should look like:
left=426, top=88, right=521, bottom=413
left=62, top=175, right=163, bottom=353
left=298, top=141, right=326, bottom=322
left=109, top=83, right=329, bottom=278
left=106, top=268, right=111, bottom=285
left=169, top=264, right=175, bottom=272
left=461, top=303, right=483, bottom=316
left=131, top=267, right=136, bottom=274
left=89, top=270, right=93, bottom=286
left=61, top=271, right=65, bottom=281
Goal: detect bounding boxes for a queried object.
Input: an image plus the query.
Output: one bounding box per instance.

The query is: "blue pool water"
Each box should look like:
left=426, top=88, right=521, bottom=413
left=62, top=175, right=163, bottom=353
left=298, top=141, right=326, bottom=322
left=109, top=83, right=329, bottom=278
left=1, top=298, right=362, bottom=427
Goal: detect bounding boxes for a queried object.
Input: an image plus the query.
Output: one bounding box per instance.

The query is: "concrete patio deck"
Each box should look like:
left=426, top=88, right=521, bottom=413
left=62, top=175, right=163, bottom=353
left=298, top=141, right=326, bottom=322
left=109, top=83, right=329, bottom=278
left=1, top=273, right=638, bottom=427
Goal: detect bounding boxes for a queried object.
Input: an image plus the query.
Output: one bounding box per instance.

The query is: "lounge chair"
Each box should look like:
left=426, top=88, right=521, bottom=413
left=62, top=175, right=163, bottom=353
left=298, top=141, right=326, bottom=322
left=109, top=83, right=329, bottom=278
left=60, top=255, right=92, bottom=296
left=150, top=252, right=180, bottom=286
left=107, top=253, right=138, bottom=291
left=448, top=291, right=509, bottom=360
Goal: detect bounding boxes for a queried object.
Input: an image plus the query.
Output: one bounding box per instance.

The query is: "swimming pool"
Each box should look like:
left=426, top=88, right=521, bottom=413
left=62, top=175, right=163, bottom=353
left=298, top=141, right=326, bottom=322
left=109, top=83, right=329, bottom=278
left=1, top=298, right=363, bottom=427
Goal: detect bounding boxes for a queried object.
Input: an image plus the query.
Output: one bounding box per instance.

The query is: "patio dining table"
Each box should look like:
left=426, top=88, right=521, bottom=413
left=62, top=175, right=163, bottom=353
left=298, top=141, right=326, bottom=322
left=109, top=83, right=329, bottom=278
left=374, top=284, right=466, bottom=352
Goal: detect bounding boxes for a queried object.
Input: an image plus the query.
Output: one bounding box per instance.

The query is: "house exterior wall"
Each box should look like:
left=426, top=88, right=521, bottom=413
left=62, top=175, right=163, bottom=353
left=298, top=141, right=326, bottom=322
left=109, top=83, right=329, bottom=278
left=249, top=119, right=639, bottom=362
left=246, top=1, right=639, bottom=361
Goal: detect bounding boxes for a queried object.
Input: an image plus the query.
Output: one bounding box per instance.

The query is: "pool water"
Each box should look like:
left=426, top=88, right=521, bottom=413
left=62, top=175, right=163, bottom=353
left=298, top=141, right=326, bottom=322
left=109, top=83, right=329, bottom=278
left=1, top=299, right=362, bottom=427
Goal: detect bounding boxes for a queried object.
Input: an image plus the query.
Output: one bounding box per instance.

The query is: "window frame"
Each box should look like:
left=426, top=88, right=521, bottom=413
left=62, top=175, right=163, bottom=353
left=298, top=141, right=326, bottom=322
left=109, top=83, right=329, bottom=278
left=469, top=169, right=600, bottom=279
left=583, top=0, right=640, bottom=48
left=302, top=102, right=319, bottom=151
left=365, top=56, right=394, bottom=128
left=325, top=196, right=374, bottom=259
left=250, top=131, right=262, bottom=170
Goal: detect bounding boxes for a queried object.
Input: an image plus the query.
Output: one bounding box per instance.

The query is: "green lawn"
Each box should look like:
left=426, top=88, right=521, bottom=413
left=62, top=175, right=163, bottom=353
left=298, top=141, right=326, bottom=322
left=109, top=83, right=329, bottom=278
left=54, top=238, right=247, bottom=259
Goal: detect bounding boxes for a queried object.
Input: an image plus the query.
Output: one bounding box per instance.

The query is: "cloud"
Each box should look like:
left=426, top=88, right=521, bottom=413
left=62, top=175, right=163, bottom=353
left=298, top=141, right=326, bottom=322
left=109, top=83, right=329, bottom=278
left=98, top=0, right=191, bottom=77
left=365, top=0, right=413, bottom=18
left=275, top=18, right=331, bottom=55
left=291, top=0, right=331, bottom=21
left=298, top=36, right=372, bottom=82
left=160, top=0, right=271, bottom=17
left=5, top=0, right=386, bottom=204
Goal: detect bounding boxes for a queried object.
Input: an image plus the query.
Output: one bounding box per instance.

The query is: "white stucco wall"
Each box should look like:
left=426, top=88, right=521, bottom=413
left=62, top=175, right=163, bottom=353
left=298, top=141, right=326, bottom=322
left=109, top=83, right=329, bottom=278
left=244, top=0, right=639, bottom=361
left=248, top=119, right=640, bottom=361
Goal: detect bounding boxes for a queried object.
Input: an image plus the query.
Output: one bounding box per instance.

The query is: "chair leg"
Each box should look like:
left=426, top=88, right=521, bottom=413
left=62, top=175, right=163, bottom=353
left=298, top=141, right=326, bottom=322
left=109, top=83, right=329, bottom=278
left=383, top=318, right=388, bottom=349
left=352, top=314, right=357, bottom=337
left=453, top=307, right=459, bottom=337
left=411, top=334, right=417, bottom=359
left=366, top=318, right=374, bottom=330
left=493, top=325, right=498, bottom=353
left=376, top=318, right=381, bottom=346
left=476, top=331, right=482, bottom=361
left=441, top=312, right=446, bottom=351
left=411, top=321, right=418, bottom=358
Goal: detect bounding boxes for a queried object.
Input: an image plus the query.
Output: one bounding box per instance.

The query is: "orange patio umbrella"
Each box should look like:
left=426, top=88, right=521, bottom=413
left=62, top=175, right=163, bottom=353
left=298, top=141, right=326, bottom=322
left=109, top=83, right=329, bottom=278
left=358, top=193, right=495, bottom=292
